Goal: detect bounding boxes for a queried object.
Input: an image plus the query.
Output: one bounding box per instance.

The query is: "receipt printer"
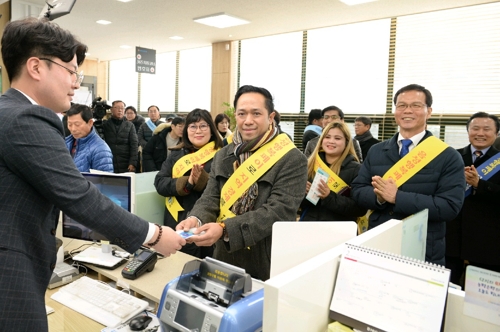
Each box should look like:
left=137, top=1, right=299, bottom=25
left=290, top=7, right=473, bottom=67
left=157, top=257, right=264, bottom=332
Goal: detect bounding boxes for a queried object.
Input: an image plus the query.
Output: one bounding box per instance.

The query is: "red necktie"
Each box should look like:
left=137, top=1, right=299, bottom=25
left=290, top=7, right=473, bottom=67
left=71, top=140, right=77, bottom=157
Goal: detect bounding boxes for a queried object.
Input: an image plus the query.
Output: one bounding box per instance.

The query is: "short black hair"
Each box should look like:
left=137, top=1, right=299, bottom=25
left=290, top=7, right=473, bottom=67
left=1, top=17, right=87, bottom=82
left=214, top=113, right=230, bottom=127
left=66, top=104, right=93, bottom=123
left=125, top=106, right=136, bottom=114
left=112, top=100, right=126, bottom=107
left=355, top=116, right=373, bottom=127
left=308, top=109, right=322, bottom=124
left=171, top=117, right=185, bottom=126
left=466, top=112, right=500, bottom=134
left=322, top=106, right=344, bottom=120
left=394, top=84, right=433, bottom=107
left=234, top=85, right=274, bottom=115
left=182, top=109, right=223, bottom=150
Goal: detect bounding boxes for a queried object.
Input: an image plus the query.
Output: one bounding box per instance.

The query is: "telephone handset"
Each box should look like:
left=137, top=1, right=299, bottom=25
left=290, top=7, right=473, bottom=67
left=121, top=248, right=158, bottom=280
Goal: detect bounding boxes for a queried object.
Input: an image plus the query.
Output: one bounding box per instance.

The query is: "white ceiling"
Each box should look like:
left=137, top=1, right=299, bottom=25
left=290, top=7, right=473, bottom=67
left=21, top=0, right=499, bottom=62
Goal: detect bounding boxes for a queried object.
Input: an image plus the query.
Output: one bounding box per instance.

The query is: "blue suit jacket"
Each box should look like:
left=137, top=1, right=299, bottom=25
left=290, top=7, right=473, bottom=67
left=0, top=89, right=148, bottom=330
left=352, top=131, right=465, bottom=265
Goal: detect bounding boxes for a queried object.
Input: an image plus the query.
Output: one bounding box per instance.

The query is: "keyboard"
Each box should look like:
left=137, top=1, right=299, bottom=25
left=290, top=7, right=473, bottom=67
left=51, top=276, right=149, bottom=327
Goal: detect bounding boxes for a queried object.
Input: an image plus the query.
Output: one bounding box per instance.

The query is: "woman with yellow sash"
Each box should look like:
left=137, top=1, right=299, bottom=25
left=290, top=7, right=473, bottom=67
left=300, top=122, right=366, bottom=221
left=154, top=109, right=223, bottom=258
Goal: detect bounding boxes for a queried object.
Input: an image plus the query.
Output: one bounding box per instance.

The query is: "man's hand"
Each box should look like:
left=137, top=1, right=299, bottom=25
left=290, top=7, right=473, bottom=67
left=176, top=216, right=199, bottom=231
left=150, top=226, right=186, bottom=257
left=187, top=223, right=224, bottom=247
left=188, top=164, right=203, bottom=185
left=128, top=164, right=136, bottom=172
left=465, top=165, right=480, bottom=187
left=372, top=176, right=398, bottom=204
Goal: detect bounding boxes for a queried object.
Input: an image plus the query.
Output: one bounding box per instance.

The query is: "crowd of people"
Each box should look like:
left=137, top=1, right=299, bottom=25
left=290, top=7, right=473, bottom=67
left=1, top=17, right=499, bottom=331
left=78, top=83, right=499, bottom=288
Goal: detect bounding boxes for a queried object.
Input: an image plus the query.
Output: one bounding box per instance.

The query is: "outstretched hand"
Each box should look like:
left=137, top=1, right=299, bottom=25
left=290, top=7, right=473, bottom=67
left=150, top=226, right=186, bottom=257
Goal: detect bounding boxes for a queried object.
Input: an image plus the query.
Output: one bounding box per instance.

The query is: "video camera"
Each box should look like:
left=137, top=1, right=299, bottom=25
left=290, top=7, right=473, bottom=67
left=91, top=97, right=111, bottom=120
left=91, top=97, right=111, bottom=139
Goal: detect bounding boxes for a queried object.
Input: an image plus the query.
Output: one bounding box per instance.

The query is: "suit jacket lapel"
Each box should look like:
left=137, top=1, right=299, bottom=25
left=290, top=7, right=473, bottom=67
left=460, top=145, right=473, bottom=167
left=383, top=134, right=402, bottom=164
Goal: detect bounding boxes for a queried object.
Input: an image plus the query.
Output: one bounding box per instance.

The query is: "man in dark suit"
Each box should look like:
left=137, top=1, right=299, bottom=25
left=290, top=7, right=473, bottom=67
left=0, top=18, right=185, bottom=331
left=352, top=84, right=464, bottom=265
left=103, top=100, right=139, bottom=173
left=354, top=116, right=380, bottom=161
left=446, top=112, right=500, bottom=285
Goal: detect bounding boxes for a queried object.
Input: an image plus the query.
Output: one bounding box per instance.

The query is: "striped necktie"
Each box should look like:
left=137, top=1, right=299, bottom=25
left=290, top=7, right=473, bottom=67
left=474, top=150, right=482, bottom=159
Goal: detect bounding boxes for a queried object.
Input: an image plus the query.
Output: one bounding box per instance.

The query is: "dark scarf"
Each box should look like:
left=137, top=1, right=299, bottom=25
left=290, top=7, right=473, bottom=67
left=230, top=121, right=278, bottom=215
left=354, top=131, right=374, bottom=143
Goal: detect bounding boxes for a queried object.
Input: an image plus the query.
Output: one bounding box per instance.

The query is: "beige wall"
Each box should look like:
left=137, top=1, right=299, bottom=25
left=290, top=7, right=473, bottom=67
left=211, top=41, right=232, bottom=117
left=80, top=58, right=108, bottom=100
left=0, top=1, right=10, bottom=93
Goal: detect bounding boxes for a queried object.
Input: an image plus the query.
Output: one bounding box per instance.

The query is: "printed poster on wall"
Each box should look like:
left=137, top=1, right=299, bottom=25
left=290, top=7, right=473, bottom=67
left=135, top=47, right=156, bottom=74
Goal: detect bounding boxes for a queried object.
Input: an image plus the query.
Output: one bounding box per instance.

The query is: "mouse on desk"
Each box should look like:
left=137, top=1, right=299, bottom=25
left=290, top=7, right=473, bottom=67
left=129, top=314, right=153, bottom=331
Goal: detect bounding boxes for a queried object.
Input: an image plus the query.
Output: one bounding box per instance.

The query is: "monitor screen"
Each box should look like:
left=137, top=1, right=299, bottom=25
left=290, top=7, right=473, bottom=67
left=62, top=173, right=132, bottom=242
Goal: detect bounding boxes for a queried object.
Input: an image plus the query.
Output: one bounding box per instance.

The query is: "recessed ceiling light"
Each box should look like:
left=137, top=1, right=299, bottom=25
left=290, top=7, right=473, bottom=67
left=96, top=20, right=112, bottom=25
left=117, top=0, right=133, bottom=2
left=193, top=13, right=249, bottom=29
left=169, top=36, right=184, bottom=40
left=120, top=45, right=131, bottom=49
left=338, top=0, right=377, bottom=5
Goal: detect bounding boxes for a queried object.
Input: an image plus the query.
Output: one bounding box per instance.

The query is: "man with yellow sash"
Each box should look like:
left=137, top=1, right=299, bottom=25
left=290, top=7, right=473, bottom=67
left=177, top=85, right=308, bottom=281
left=446, top=112, right=500, bottom=285
left=352, top=84, right=465, bottom=265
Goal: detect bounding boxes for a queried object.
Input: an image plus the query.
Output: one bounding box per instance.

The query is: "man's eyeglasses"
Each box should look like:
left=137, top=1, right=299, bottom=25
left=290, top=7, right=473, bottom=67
left=323, top=115, right=340, bottom=120
left=395, top=103, right=426, bottom=111
left=188, top=124, right=210, bottom=132
left=39, top=58, right=84, bottom=85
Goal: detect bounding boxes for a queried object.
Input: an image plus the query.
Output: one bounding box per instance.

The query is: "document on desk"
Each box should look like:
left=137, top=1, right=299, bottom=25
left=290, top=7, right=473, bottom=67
left=330, top=244, right=450, bottom=332
left=45, top=305, right=54, bottom=315
left=401, top=209, right=428, bottom=261
left=463, top=265, right=500, bottom=326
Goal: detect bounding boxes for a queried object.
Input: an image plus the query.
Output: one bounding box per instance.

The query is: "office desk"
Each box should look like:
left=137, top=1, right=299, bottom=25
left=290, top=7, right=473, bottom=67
left=47, top=240, right=196, bottom=332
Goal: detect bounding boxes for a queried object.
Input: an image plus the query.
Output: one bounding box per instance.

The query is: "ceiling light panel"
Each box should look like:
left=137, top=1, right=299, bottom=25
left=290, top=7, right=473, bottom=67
left=193, top=13, right=249, bottom=29
left=96, top=20, right=112, bottom=25
left=338, top=0, right=377, bottom=5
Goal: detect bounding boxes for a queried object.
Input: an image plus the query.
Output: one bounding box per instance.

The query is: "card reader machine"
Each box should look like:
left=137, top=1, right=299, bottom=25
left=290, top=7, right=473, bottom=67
left=157, top=257, right=264, bottom=332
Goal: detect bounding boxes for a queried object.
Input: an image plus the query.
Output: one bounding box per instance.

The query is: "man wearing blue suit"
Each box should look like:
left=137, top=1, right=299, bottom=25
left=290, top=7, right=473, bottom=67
left=0, top=18, right=185, bottom=331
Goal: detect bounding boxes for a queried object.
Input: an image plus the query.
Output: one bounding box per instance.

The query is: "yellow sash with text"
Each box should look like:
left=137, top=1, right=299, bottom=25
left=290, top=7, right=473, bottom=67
left=313, top=154, right=349, bottom=193
left=357, top=136, right=448, bottom=234
left=217, top=134, right=295, bottom=222
left=166, top=142, right=219, bottom=221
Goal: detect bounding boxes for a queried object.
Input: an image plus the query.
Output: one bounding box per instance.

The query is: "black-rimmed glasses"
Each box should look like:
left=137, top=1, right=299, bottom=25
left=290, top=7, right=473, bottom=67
left=39, top=58, right=84, bottom=84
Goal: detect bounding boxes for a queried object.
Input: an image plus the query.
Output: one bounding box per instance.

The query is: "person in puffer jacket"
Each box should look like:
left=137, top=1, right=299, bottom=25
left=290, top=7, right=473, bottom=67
left=65, top=104, right=114, bottom=173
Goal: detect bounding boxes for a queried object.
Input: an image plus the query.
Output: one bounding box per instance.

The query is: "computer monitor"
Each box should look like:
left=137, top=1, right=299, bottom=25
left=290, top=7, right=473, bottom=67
left=62, top=173, right=132, bottom=242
